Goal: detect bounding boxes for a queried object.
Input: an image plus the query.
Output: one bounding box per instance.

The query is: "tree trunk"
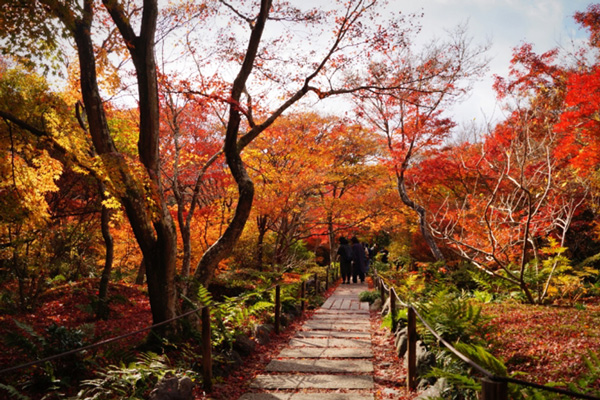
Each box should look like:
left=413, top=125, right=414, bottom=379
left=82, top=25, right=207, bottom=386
left=193, top=0, right=271, bottom=286
left=74, top=0, right=178, bottom=334
left=396, top=173, right=445, bottom=262
left=97, top=183, right=114, bottom=319
left=135, top=258, right=146, bottom=285
left=255, top=215, right=268, bottom=271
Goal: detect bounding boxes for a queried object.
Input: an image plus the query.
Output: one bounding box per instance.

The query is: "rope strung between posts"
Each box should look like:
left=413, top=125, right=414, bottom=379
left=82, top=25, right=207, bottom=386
left=0, top=276, right=310, bottom=376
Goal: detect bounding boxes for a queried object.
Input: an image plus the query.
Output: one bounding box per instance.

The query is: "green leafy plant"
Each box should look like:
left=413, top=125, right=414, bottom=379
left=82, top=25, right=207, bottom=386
left=417, top=290, right=489, bottom=346
left=73, top=352, right=197, bottom=400
left=381, top=308, right=407, bottom=330
left=565, top=351, right=600, bottom=397
left=0, top=383, right=30, bottom=400
left=358, top=290, right=380, bottom=304
left=472, top=289, right=494, bottom=304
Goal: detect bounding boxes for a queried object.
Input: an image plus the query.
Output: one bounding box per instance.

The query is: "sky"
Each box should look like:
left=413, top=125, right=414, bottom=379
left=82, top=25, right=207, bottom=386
left=388, top=0, right=593, bottom=127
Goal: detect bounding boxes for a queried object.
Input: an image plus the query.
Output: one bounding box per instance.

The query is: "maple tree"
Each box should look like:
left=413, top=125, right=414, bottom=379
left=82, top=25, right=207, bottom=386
left=0, top=0, right=445, bottom=330
left=243, top=112, right=385, bottom=270
left=354, top=25, right=488, bottom=261
left=421, top=38, right=596, bottom=303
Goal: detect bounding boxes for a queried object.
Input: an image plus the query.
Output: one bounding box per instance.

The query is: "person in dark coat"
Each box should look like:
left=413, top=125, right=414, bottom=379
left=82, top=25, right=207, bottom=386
left=350, top=236, right=366, bottom=283
left=336, top=237, right=353, bottom=284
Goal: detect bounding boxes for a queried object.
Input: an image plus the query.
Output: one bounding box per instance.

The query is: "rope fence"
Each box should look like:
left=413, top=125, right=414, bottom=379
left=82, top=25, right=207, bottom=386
left=372, top=269, right=600, bottom=400
left=0, top=265, right=339, bottom=393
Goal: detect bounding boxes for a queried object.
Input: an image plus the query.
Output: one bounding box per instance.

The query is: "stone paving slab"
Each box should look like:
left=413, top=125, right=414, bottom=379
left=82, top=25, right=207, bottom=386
left=295, top=330, right=371, bottom=339
left=250, top=374, right=374, bottom=389
left=239, top=393, right=374, bottom=400
left=305, top=319, right=370, bottom=326
left=321, top=300, right=370, bottom=311
left=314, top=309, right=369, bottom=316
left=267, top=359, right=373, bottom=373
left=278, top=347, right=373, bottom=358
left=301, top=322, right=370, bottom=331
left=310, top=317, right=369, bottom=323
left=288, top=337, right=371, bottom=348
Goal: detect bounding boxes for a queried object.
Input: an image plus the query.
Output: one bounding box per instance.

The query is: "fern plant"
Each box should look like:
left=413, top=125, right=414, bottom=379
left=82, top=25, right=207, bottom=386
left=73, top=352, right=197, bottom=400
left=417, top=290, right=490, bottom=346
left=565, top=351, right=600, bottom=397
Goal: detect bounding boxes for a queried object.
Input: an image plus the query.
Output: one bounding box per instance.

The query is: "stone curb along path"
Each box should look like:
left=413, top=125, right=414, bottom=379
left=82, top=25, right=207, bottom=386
left=238, top=284, right=375, bottom=400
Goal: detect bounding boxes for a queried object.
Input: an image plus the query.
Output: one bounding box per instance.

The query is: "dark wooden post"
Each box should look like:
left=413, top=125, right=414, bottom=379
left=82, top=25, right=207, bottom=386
left=390, top=287, right=397, bottom=332
left=274, top=285, right=281, bottom=334
left=481, top=378, right=508, bottom=400
left=301, top=280, right=306, bottom=313
left=325, top=265, right=329, bottom=290
left=380, top=280, right=386, bottom=303
left=314, top=273, right=318, bottom=294
left=407, top=306, right=417, bottom=391
left=202, top=306, right=213, bottom=392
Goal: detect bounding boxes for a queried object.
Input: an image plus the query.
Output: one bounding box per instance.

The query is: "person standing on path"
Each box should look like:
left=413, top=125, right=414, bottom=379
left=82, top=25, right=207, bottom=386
left=336, top=236, right=353, bottom=284
left=351, top=236, right=366, bottom=283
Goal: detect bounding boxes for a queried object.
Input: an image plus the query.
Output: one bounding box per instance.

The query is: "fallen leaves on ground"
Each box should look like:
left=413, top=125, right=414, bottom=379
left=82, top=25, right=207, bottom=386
left=483, top=299, right=600, bottom=389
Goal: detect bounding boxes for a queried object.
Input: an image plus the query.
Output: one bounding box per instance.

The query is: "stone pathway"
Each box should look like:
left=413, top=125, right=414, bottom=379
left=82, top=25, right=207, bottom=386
left=238, top=283, right=375, bottom=400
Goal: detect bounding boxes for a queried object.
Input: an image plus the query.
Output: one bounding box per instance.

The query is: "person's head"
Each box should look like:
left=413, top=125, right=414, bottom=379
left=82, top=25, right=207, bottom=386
left=351, top=236, right=359, bottom=244
left=338, top=236, right=348, bottom=245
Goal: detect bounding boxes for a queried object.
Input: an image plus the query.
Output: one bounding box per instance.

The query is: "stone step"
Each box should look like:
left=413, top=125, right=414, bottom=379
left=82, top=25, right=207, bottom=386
left=301, top=322, right=370, bottom=331
left=250, top=374, right=374, bottom=389
left=239, top=393, right=374, bottom=400
left=266, top=358, right=373, bottom=373
left=278, top=347, right=373, bottom=358
left=288, top=337, right=371, bottom=348
left=295, top=330, right=371, bottom=339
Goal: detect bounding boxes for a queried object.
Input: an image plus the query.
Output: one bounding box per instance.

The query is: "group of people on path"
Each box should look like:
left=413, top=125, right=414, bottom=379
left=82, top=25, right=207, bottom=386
left=335, top=236, right=371, bottom=284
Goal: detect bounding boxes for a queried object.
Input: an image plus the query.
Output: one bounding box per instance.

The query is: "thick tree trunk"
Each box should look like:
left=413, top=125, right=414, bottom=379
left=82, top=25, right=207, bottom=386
left=128, top=0, right=178, bottom=330
left=74, top=0, right=178, bottom=333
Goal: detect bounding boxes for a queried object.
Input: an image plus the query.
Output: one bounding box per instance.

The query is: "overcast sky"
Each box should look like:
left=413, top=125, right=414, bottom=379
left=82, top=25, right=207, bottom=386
left=389, top=0, right=593, bottom=127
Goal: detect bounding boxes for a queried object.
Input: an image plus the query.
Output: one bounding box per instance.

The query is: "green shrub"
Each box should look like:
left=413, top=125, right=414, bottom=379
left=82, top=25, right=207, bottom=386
left=417, top=290, right=490, bottom=346
left=358, top=290, right=380, bottom=304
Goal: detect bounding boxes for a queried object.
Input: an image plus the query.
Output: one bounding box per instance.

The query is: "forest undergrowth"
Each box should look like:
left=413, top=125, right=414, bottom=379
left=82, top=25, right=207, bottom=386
left=1, top=277, right=599, bottom=398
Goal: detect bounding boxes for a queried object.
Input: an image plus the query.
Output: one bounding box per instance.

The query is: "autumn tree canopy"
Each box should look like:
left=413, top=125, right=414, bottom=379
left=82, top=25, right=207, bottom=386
left=1, top=0, right=600, bottom=333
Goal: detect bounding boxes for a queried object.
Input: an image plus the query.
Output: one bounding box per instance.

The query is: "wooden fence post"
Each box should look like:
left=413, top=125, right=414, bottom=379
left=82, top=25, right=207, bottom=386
left=325, top=265, right=329, bottom=291
left=314, top=273, right=318, bottom=294
left=407, top=306, right=417, bottom=391
left=202, top=306, right=213, bottom=392
left=301, top=280, right=306, bottom=313
left=481, top=378, right=508, bottom=400
left=390, top=287, right=397, bottom=332
left=274, top=285, right=281, bottom=334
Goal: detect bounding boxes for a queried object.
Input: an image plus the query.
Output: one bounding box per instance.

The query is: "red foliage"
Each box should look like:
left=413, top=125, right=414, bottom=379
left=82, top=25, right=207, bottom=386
left=0, top=279, right=152, bottom=372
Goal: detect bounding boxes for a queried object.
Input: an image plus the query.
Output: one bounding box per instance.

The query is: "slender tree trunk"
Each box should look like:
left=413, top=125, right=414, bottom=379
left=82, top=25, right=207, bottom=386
left=255, top=215, right=268, bottom=271
left=97, top=183, right=114, bottom=319
left=193, top=0, right=271, bottom=286
left=396, top=173, right=445, bottom=262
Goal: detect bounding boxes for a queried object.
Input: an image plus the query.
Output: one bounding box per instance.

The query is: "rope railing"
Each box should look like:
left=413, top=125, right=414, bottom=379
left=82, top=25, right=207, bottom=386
left=372, top=269, right=600, bottom=400
left=0, top=266, right=337, bottom=393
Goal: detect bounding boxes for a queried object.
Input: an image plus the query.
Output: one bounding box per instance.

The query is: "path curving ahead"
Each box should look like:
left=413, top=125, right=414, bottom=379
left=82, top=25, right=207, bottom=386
left=238, top=283, right=375, bottom=400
